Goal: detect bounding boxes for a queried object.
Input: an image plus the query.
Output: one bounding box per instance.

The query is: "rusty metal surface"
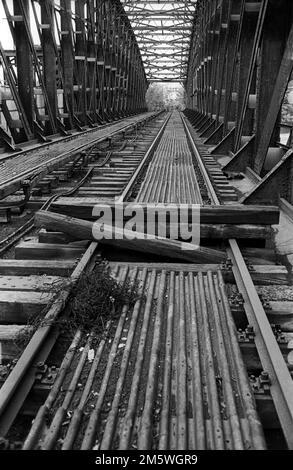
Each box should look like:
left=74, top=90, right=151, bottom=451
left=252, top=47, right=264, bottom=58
left=0, top=113, right=155, bottom=198
left=23, top=265, right=265, bottom=450
left=136, top=111, right=203, bottom=203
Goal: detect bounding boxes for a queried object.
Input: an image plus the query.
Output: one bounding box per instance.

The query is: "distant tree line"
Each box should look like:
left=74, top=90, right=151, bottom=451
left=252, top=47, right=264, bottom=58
left=146, top=83, right=186, bottom=111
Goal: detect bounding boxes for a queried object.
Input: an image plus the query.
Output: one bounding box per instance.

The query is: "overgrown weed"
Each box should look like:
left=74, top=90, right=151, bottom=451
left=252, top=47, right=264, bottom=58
left=14, top=260, right=141, bottom=351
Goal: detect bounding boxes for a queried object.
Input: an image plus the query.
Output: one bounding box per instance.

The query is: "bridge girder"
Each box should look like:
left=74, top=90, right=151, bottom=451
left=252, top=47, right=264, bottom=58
left=186, top=0, right=293, bottom=193
left=0, top=0, right=147, bottom=146
left=121, top=0, right=198, bottom=83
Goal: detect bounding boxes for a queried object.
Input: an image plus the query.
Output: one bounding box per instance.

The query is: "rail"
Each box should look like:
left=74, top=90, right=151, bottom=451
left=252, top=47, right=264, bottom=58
left=182, top=111, right=293, bottom=449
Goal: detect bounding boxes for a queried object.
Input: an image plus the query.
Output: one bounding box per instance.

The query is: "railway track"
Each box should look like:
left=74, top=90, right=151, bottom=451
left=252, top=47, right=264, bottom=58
left=0, top=111, right=158, bottom=201
left=0, top=112, right=168, bottom=438
left=0, top=111, right=293, bottom=450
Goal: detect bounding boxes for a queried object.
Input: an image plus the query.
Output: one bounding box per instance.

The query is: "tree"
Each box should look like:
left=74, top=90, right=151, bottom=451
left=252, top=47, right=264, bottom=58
left=146, top=83, right=186, bottom=111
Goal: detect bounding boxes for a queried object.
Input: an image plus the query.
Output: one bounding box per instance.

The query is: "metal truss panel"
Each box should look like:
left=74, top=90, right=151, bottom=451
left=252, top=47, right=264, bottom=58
left=121, top=1, right=198, bottom=82
left=0, top=0, right=148, bottom=144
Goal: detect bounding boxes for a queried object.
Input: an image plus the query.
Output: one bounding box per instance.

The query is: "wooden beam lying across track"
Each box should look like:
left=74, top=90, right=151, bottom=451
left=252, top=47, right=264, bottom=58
left=35, top=209, right=272, bottom=242
left=51, top=200, right=280, bottom=225
left=34, top=211, right=226, bottom=264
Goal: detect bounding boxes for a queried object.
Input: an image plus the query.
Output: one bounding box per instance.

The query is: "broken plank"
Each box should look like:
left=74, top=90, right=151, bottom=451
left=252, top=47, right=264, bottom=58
left=34, top=211, right=226, bottom=264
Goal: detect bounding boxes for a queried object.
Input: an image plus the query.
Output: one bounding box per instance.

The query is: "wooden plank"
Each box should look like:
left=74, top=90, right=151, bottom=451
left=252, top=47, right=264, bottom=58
left=15, top=243, right=85, bottom=260
left=240, top=343, right=290, bottom=371
left=0, top=326, right=32, bottom=363
left=241, top=247, right=277, bottom=263
left=232, top=305, right=293, bottom=332
left=228, top=265, right=288, bottom=285
left=268, top=302, right=293, bottom=316
left=242, top=265, right=289, bottom=285
left=256, top=395, right=282, bottom=431
left=0, top=276, right=65, bottom=291
left=0, top=259, right=76, bottom=276
left=0, top=291, right=54, bottom=323
left=51, top=201, right=280, bottom=225
left=34, top=211, right=226, bottom=264
left=201, top=224, right=271, bottom=239
left=0, top=325, right=30, bottom=341
left=38, top=231, right=78, bottom=244
left=39, top=219, right=272, bottom=241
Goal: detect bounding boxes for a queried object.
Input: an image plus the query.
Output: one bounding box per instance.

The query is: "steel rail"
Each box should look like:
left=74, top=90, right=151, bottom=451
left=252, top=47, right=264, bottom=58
left=0, top=112, right=157, bottom=165
left=0, top=113, right=159, bottom=199
left=0, top=112, right=164, bottom=256
left=0, top=112, right=165, bottom=434
left=117, top=112, right=171, bottom=202
left=0, top=168, right=93, bottom=256
left=182, top=111, right=293, bottom=449
left=227, top=240, right=293, bottom=449
left=0, top=242, right=98, bottom=435
left=180, top=113, right=219, bottom=205
left=134, top=111, right=203, bottom=204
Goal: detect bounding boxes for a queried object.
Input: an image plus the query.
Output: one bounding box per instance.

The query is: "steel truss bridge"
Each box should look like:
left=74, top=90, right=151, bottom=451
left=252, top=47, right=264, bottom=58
left=1, top=0, right=293, bottom=452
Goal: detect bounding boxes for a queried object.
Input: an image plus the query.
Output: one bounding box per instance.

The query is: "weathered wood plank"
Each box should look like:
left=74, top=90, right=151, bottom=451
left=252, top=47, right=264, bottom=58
left=241, top=247, right=278, bottom=264
left=0, top=260, right=76, bottom=276
left=34, top=211, right=227, bottom=264
left=51, top=201, right=280, bottom=225
left=0, top=291, right=53, bottom=323
left=268, top=301, right=293, bottom=316
left=15, top=243, right=85, bottom=260
left=37, top=215, right=272, bottom=240
left=38, top=230, right=78, bottom=244
left=0, top=276, right=65, bottom=291
left=245, top=266, right=290, bottom=285
left=232, top=307, right=293, bottom=332
left=0, top=326, right=32, bottom=363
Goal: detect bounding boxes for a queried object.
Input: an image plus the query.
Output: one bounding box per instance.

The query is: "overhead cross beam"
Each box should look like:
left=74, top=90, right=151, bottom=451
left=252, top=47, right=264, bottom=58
left=121, top=0, right=198, bottom=82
